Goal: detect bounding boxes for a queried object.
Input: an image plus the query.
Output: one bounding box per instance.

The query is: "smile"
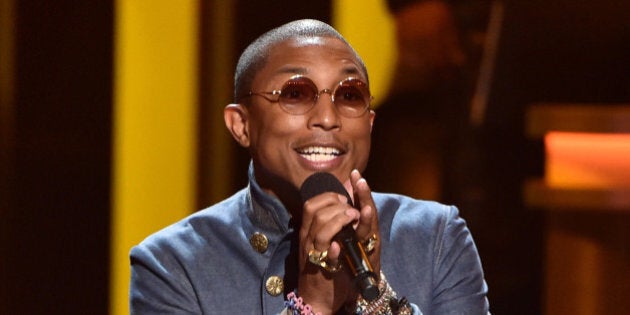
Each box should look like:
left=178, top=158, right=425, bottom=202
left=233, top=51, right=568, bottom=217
left=297, top=146, right=341, bottom=162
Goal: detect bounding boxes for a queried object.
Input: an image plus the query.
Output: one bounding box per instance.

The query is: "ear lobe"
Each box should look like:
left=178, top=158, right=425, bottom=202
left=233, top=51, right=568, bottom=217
left=369, top=109, right=375, bottom=133
left=224, top=104, right=251, bottom=147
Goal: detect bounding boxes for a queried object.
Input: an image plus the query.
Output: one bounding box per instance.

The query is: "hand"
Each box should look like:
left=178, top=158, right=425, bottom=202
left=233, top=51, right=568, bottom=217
left=297, top=170, right=381, bottom=315
left=348, top=169, right=381, bottom=278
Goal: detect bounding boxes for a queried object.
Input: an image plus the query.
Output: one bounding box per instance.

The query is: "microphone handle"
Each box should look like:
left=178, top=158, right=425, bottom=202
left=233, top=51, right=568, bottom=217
left=335, top=225, right=379, bottom=301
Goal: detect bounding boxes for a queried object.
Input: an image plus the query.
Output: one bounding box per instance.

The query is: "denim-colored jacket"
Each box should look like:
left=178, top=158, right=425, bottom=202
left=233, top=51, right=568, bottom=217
left=130, top=166, right=489, bottom=314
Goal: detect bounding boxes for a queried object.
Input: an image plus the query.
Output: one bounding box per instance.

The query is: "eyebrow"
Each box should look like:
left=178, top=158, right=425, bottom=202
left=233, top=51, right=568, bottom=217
left=342, top=67, right=361, bottom=76
left=274, top=66, right=307, bottom=75
left=274, top=65, right=362, bottom=77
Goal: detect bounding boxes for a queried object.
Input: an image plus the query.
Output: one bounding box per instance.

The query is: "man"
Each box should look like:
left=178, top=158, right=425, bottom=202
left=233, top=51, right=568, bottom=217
left=130, top=19, right=488, bottom=314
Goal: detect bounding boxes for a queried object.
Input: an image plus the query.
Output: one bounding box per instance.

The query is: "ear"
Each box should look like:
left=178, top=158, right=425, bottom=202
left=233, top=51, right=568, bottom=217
left=224, top=104, right=251, bottom=148
left=368, top=109, right=375, bottom=133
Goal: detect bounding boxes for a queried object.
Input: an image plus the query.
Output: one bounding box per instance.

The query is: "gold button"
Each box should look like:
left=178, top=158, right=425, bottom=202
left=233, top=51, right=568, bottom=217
left=250, top=232, right=268, bottom=253
left=265, top=276, right=284, bottom=296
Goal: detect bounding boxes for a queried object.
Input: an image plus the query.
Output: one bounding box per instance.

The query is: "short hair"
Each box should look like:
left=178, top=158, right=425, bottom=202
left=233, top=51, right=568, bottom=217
left=233, top=19, right=368, bottom=102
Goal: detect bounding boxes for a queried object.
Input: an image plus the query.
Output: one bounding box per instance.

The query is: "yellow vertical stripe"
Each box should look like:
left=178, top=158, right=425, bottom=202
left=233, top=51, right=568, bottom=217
left=332, top=0, right=396, bottom=106
left=110, top=1, right=198, bottom=315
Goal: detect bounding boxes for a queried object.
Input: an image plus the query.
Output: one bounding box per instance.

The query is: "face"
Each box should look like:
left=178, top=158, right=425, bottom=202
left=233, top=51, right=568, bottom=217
left=226, top=37, right=375, bottom=200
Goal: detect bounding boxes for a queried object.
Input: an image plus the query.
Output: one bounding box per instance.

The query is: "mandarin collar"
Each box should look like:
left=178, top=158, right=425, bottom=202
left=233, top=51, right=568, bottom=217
left=246, top=162, right=293, bottom=235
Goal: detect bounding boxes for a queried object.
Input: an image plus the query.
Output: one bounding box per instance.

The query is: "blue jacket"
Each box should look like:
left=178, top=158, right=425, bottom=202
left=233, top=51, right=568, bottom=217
left=130, top=166, right=489, bottom=314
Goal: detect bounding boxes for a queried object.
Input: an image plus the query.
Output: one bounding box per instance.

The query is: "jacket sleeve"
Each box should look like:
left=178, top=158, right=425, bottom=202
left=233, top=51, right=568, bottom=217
left=129, top=244, right=201, bottom=315
left=431, top=205, right=489, bottom=314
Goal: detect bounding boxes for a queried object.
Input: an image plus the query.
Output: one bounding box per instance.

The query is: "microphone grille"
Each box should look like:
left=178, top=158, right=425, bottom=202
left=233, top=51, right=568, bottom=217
left=300, top=172, right=351, bottom=205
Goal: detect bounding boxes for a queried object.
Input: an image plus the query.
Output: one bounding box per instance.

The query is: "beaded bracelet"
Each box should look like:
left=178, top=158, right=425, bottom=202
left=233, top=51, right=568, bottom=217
left=350, top=271, right=412, bottom=315
left=284, top=290, right=322, bottom=315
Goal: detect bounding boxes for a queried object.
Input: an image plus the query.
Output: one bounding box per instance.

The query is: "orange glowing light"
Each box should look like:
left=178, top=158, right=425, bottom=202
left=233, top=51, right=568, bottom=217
left=545, top=132, right=630, bottom=188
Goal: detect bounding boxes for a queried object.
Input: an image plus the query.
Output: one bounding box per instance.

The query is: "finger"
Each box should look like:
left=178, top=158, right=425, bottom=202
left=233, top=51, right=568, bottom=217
left=326, top=241, right=342, bottom=262
left=301, top=193, right=360, bottom=254
left=309, top=206, right=360, bottom=251
left=350, top=170, right=374, bottom=210
left=300, top=192, right=350, bottom=243
left=350, top=170, right=379, bottom=237
left=355, top=205, right=375, bottom=239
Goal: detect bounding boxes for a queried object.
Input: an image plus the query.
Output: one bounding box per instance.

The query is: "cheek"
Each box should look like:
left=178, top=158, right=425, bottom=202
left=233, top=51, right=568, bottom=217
left=249, top=113, right=304, bottom=153
left=345, top=119, right=373, bottom=168
left=358, top=119, right=375, bottom=151
left=351, top=117, right=374, bottom=141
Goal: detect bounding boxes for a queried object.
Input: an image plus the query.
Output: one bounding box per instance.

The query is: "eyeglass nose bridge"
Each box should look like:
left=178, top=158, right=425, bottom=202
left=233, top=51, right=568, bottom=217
left=313, top=88, right=335, bottom=104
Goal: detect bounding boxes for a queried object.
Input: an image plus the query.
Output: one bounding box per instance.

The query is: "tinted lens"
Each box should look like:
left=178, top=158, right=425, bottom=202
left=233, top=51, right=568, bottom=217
left=334, top=79, right=370, bottom=116
left=279, top=78, right=317, bottom=113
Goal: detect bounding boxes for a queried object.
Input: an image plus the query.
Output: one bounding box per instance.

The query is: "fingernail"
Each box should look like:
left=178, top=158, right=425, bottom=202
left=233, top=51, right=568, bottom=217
left=357, top=178, right=368, bottom=189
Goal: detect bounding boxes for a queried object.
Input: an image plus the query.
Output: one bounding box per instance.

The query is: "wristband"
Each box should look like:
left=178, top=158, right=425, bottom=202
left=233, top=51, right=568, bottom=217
left=284, top=290, right=322, bottom=315
left=350, top=271, right=412, bottom=315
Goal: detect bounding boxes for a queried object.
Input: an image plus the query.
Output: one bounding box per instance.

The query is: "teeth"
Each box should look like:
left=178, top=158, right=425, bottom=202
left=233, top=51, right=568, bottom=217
left=298, top=146, right=340, bottom=162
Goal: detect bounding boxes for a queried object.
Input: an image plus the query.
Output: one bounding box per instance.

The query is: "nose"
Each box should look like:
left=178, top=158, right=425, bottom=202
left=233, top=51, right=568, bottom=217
left=307, top=89, right=341, bottom=130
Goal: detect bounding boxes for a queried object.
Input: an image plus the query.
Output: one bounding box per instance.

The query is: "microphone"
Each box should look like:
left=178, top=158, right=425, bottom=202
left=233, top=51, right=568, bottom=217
left=300, top=172, right=379, bottom=301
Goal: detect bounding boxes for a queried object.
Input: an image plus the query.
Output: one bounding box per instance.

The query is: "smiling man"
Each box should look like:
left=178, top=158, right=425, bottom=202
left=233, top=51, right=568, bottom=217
left=130, top=19, right=489, bottom=314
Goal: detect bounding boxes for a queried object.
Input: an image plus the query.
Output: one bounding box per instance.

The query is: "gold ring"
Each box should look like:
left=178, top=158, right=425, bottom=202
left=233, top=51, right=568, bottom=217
left=308, top=249, right=328, bottom=265
left=362, top=233, right=378, bottom=254
left=308, top=249, right=342, bottom=273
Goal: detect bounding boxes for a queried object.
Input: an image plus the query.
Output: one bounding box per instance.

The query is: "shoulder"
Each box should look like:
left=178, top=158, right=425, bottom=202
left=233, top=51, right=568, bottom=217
left=131, top=189, right=248, bottom=262
left=372, top=192, right=459, bottom=229
left=372, top=192, right=470, bottom=255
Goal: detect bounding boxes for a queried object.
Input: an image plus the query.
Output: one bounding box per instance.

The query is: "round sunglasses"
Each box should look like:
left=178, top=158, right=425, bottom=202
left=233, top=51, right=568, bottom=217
left=244, top=75, right=372, bottom=118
